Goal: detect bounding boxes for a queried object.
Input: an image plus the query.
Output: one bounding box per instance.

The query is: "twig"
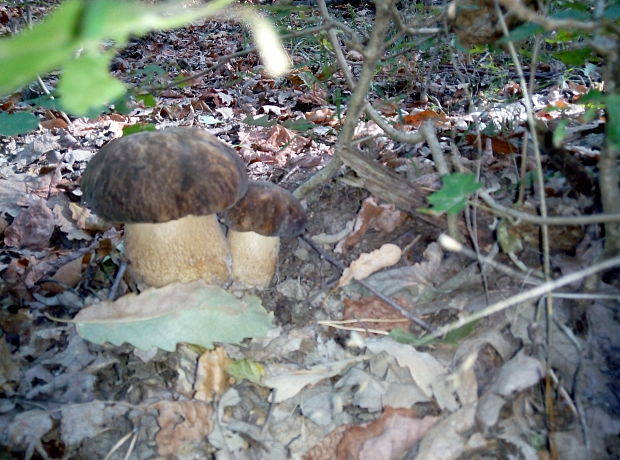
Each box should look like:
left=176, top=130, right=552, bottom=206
left=479, top=189, right=620, bottom=225
left=108, top=260, right=128, bottom=300
left=434, top=234, right=620, bottom=341
left=420, top=121, right=460, bottom=239
left=300, top=234, right=436, bottom=333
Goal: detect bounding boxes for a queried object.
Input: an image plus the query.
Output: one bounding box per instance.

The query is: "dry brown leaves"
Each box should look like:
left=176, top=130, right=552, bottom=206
left=305, top=407, right=438, bottom=460
left=152, top=400, right=214, bottom=457
left=194, top=347, right=233, bottom=402
left=343, top=296, right=412, bottom=335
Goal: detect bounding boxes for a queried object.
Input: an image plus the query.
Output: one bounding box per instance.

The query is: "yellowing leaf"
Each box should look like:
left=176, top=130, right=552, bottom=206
left=75, top=281, right=273, bottom=351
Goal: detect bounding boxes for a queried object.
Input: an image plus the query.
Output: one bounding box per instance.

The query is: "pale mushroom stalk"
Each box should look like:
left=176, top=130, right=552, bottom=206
left=224, top=181, right=306, bottom=289
left=227, top=230, right=279, bottom=288
left=125, top=215, right=231, bottom=287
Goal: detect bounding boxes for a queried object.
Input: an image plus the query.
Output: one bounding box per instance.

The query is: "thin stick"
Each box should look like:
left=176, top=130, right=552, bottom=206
left=300, top=234, right=436, bottom=333
left=432, top=234, right=620, bottom=342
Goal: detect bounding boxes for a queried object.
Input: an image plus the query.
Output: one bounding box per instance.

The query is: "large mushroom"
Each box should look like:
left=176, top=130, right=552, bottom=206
left=81, top=127, right=248, bottom=287
left=223, top=181, right=306, bottom=288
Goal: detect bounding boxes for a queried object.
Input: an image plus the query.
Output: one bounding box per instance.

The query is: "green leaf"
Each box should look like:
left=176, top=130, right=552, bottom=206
left=226, top=359, right=265, bottom=385
left=606, top=94, right=620, bottom=149
left=123, top=123, right=156, bottom=135
left=0, top=0, right=85, bottom=95
left=58, top=51, right=127, bottom=115
left=81, top=0, right=236, bottom=48
left=0, top=111, right=39, bottom=135
left=390, top=320, right=479, bottom=346
left=605, top=3, right=620, bottom=20
left=497, top=219, right=523, bottom=254
left=551, top=9, right=591, bottom=21
left=0, top=0, right=235, bottom=105
left=135, top=93, right=157, bottom=108
left=552, top=118, right=570, bottom=147
left=496, top=23, right=544, bottom=44
left=242, top=114, right=276, bottom=127
left=553, top=48, right=593, bottom=66
left=579, top=89, right=605, bottom=104
left=24, top=95, right=64, bottom=111
left=427, top=173, right=482, bottom=215
left=75, top=281, right=274, bottom=351
left=282, top=118, right=315, bottom=132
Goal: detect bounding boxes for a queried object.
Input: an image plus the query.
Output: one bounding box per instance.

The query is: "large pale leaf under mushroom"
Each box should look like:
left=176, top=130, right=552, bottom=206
left=74, top=281, right=273, bottom=351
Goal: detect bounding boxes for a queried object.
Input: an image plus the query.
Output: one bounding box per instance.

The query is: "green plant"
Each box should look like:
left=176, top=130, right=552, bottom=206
left=0, top=0, right=289, bottom=132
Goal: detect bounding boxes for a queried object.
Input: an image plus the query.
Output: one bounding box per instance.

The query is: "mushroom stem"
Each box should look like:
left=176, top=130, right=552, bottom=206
left=228, top=230, right=280, bottom=288
left=124, top=214, right=231, bottom=287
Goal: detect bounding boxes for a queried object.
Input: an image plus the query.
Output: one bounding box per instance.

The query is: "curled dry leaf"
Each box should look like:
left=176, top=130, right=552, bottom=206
left=69, top=202, right=110, bottom=232
left=53, top=203, right=92, bottom=241
left=338, top=244, right=402, bottom=287
left=305, top=408, right=438, bottom=460
left=343, top=296, right=412, bottom=335
left=194, top=347, right=233, bottom=402
left=336, top=197, right=406, bottom=252
left=39, top=255, right=84, bottom=293
left=153, top=400, right=214, bottom=457
left=305, top=107, right=336, bottom=124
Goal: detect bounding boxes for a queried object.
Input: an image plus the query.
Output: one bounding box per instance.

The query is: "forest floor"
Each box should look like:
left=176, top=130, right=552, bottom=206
left=1, top=1, right=619, bottom=459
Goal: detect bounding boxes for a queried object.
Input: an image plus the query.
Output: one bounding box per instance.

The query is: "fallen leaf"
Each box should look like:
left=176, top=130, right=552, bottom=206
left=0, top=175, right=27, bottom=217
left=304, top=425, right=352, bottom=460
left=298, top=86, right=327, bottom=106
left=194, top=347, right=233, bottom=402
left=74, top=281, right=273, bottom=351
left=4, top=198, right=55, bottom=250
left=365, top=338, right=457, bottom=410
left=40, top=117, right=69, bottom=130
left=305, top=108, right=336, bottom=124
left=6, top=410, right=53, bottom=450
left=414, top=405, right=476, bottom=459
left=265, top=357, right=366, bottom=403
left=337, top=408, right=439, bottom=460
left=343, top=296, right=412, bottom=334
left=69, top=202, right=110, bottom=232
left=53, top=203, right=92, bottom=241
left=338, top=244, right=402, bottom=287
left=336, top=197, right=406, bottom=252
left=153, top=400, right=214, bottom=457
left=403, top=110, right=449, bottom=127
left=39, top=256, right=84, bottom=293
left=61, top=402, right=128, bottom=446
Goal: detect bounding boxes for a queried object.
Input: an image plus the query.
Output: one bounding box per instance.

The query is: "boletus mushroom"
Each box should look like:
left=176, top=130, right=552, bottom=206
left=81, top=127, right=248, bottom=287
left=223, top=181, right=306, bottom=288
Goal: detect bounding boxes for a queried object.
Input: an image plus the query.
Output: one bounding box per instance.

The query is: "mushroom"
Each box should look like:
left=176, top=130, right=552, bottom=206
left=81, top=127, right=248, bottom=287
left=223, top=181, right=306, bottom=288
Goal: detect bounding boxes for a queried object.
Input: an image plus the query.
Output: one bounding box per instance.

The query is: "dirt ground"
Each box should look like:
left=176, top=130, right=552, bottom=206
left=1, top=1, right=620, bottom=459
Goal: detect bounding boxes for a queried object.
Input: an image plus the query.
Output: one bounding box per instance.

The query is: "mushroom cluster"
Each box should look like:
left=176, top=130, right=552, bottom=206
left=81, top=127, right=305, bottom=289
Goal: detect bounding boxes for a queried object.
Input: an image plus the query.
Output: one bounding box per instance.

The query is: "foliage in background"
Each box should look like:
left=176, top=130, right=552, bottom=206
left=0, top=0, right=289, bottom=130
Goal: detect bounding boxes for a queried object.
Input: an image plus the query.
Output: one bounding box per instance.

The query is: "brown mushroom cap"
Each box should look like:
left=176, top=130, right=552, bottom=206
left=224, top=181, right=306, bottom=237
left=81, top=128, right=248, bottom=223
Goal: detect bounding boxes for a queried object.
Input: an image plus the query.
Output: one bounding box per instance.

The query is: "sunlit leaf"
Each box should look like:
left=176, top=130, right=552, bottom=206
left=58, top=51, right=127, bottom=116
left=0, top=0, right=84, bottom=95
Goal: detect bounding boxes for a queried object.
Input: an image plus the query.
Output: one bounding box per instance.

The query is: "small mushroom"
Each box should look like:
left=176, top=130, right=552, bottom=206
left=81, top=128, right=248, bottom=287
left=223, top=181, right=306, bottom=288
